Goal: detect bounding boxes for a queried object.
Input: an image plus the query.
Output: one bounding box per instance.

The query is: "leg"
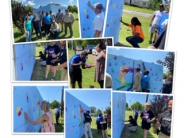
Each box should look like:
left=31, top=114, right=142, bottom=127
left=144, top=129, right=148, bottom=138
left=45, top=65, right=51, bottom=79
left=69, top=23, right=73, bottom=37
left=77, top=69, right=82, bottom=88
left=84, top=124, right=89, bottom=138
left=51, top=66, right=57, bottom=79
left=64, top=23, right=68, bottom=35
left=88, top=124, right=93, bottom=138
left=126, top=36, right=142, bottom=48
left=98, top=80, right=104, bottom=88
left=70, top=71, right=76, bottom=88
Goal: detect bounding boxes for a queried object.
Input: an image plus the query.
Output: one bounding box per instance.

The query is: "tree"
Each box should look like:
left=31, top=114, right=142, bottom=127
left=90, top=106, right=97, bottom=114
left=131, top=102, right=144, bottom=111
left=126, top=103, right=129, bottom=110
left=157, top=52, right=175, bottom=75
left=68, top=5, right=78, bottom=13
left=105, top=107, right=111, bottom=115
left=50, top=100, right=60, bottom=109
left=149, top=0, right=164, bottom=10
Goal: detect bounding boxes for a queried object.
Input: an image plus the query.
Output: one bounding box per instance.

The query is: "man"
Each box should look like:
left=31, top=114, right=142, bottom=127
left=56, top=9, right=64, bottom=32
left=55, top=107, right=61, bottom=125
left=50, top=19, right=60, bottom=39
left=88, top=1, right=105, bottom=37
left=63, top=9, right=74, bottom=37
left=158, top=100, right=173, bottom=138
left=33, top=12, right=42, bottom=38
left=84, top=111, right=93, bottom=138
left=149, top=4, right=165, bottom=44
left=69, top=51, right=93, bottom=88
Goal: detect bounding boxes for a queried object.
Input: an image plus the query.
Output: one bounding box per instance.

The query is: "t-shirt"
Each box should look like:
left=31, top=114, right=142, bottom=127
left=94, top=12, right=105, bottom=35
left=141, top=75, right=150, bottom=90
left=25, top=20, right=32, bottom=31
left=63, top=13, right=74, bottom=23
left=45, top=45, right=60, bottom=60
left=84, top=113, right=92, bottom=124
left=44, top=15, right=52, bottom=25
left=59, top=47, right=67, bottom=64
left=130, top=25, right=144, bottom=40
left=152, top=11, right=165, bottom=26
left=69, top=55, right=86, bottom=71
left=56, top=12, right=64, bottom=23
left=141, top=110, right=155, bottom=129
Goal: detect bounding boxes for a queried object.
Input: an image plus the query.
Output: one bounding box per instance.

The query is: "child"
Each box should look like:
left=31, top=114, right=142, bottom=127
left=24, top=101, right=55, bottom=133
left=88, top=1, right=105, bottom=37
left=133, top=68, right=142, bottom=92
left=120, top=17, right=144, bottom=48
left=50, top=19, right=60, bottom=39
left=38, top=51, right=46, bottom=66
left=24, top=15, right=33, bottom=42
left=141, top=70, right=150, bottom=92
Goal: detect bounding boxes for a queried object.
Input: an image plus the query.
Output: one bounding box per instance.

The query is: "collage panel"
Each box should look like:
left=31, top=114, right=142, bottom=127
left=11, top=0, right=80, bottom=43
left=68, top=37, right=113, bottom=88
left=78, top=0, right=107, bottom=38
left=13, top=85, right=67, bottom=134
left=13, top=40, right=68, bottom=81
left=105, top=47, right=175, bottom=94
left=112, top=91, right=173, bottom=138
left=105, top=0, right=171, bottom=49
left=65, top=89, right=111, bottom=138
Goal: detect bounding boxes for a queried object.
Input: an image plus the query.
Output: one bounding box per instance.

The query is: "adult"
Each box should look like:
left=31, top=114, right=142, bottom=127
left=84, top=111, right=93, bottom=138
left=24, top=14, right=33, bottom=42
left=158, top=100, right=173, bottom=138
left=50, top=19, right=60, bottom=39
left=127, top=115, right=138, bottom=132
left=56, top=9, right=64, bottom=32
left=95, top=41, right=106, bottom=88
left=88, top=1, right=105, bottom=37
left=100, top=115, right=108, bottom=138
left=57, top=41, right=68, bottom=81
left=121, top=17, right=144, bottom=48
left=162, top=75, right=173, bottom=94
left=141, top=103, right=155, bottom=138
left=96, top=113, right=103, bottom=134
left=33, top=12, right=42, bottom=38
left=24, top=101, right=55, bottom=132
left=141, top=70, right=150, bottom=92
left=63, top=9, right=74, bottom=37
left=45, top=42, right=60, bottom=80
left=149, top=4, right=165, bottom=44
left=69, top=51, right=93, bottom=88
left=55, top=107, right=61, bottom=125
left=133, top=68, right=142, bottom=92
left=44, top=12, right=53, bottom=36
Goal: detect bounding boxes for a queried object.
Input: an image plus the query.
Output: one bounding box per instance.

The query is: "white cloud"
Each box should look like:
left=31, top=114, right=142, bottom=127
left=27, top=0, right=35, bottom=6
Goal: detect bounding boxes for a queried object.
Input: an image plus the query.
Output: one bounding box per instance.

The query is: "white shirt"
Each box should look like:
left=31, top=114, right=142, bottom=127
left=94, top=12, right=105, bottom=35
left=152, top=11, right=165, bottom=26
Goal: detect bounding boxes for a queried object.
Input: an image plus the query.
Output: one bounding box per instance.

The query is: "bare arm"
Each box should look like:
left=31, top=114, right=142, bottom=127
left=120, top=18, right=129, bottom=26
left=88, top=1, right=96, bottom=12
left=24, top=112, right=48, bottom=125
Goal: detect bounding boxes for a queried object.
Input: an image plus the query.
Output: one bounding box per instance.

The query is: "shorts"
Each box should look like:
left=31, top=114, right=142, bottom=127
left=150, top=24, right=160, bottom=33
left=69, top=68, right=82, bottom=84
left=46, top=59, right=58, bottom=66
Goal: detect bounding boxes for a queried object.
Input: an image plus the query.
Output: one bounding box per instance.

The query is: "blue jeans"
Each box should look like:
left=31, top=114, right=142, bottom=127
left=126, top=36, right=143, bottom=48
left=26, top=30, right=32, bottom=42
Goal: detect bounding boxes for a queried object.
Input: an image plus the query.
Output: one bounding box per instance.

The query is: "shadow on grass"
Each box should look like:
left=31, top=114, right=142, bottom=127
left=122, top=124, right=158, bottom=138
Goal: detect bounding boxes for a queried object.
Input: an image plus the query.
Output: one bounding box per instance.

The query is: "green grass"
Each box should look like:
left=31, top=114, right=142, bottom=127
left=68, top=49, right=100, bottom=88
left=31, top=46, right=67, bottom=81
left=124, top=5, right=155, bottom=14
left=51, top=109, right=64, bottom=133
left=123, top=110, right=158, bottom=138
left=14, top=13, right=80, bottom=42
left=120, top=5, right=155, bottom=48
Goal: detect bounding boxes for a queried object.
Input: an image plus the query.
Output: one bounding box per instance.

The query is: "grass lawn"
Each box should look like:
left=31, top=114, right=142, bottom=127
left=68, top=49, right=101, bottom=88
left=82, top=117, right=111, bottom=138
left=31, top=45, right=67, bottom=81
left=51, top=109, right=64, bottom=133
left=120, top=5, right=155, bottom=48
left=14, top=13, right=80, bottom=43
left=122, top=110, right=158, bottom=138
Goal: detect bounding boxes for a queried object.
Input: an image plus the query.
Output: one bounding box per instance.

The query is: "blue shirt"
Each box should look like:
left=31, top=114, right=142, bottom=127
left=44, top=15, right=52, bottom=25
left=69, top=55, right=86, bottom=71
left=141, top=75, right=150, bottom=90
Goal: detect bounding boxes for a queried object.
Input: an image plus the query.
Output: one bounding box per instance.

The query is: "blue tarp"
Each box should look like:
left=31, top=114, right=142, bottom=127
left=113, top=92, right=126, bottom=138
left=65, top=92, right=90, bottom=138
left=14, top=44, right=36, bottom=81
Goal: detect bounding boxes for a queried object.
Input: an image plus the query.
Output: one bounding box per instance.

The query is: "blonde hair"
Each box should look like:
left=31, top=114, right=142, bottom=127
left=41, top=101, right=50, bottom=112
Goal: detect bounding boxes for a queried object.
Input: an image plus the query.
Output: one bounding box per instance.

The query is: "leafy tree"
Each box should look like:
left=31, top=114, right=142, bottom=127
left=149, top=0, right=164, bottom=10
left=68, top=5, right=78, bottom=13
left=90, top=106, right=97, bottom=114
left=50, top=100, right=60, bottom=109
left=131, top=102, right=144, bottom=111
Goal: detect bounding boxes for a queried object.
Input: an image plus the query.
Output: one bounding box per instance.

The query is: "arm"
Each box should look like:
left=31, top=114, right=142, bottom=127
left=24, top=21, right=27, bottom=33
left=94, top=31, right=102, bottom=37
left=24, top=112, right=48, bottom=125
left=88, top=1, right=96, bottom=12
left=120, top=18, right=129, bottom=26
left=150, top=14, right=155, bottom=26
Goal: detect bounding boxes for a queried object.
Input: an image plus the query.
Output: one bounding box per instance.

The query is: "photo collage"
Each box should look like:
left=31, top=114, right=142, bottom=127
left=11, top=0, right=174, bottom=138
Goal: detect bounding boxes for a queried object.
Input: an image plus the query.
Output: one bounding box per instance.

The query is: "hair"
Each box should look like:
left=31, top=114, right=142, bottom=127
left=96, top=3, right=103, bottom=11
left=41, top=101, right=50, bottom=112
left=97, top=41, right=106, bottom=50
left=131, top=17, right=141, bottom=26
left=129, top=115, right=133, bottom=119
left=144, top=70, right=149, bottom=75
left=81, top=51, right=88, bottom=57
left=136, top=68, right=141, bottom=72
left=46, top=12, right=49, bottom=16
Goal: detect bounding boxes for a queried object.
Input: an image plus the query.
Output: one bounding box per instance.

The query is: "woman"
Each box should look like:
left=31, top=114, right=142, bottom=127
left=120, top=17, right=144, bottom=48
left=133, top=68, right=142, bottom=92
left=24, top=14, right=33, bottom=42
left=24, top=101, right=55, bottom=133
left=141, top=103, right=155, bottom=138
left=95, top=41, right=106, bottom=88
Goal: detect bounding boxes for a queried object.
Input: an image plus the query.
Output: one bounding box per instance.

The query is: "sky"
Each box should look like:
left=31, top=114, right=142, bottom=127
left=108, top=47, right=171, bottom=65
left=17, top=0, right=77, bottom=8
left=67, top=90, right=111, bottom=111
left=38, top=86, right=65, bottom=103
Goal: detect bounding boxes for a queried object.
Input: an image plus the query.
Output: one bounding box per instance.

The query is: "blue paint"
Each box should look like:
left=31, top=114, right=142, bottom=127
left=79, top=0, right=107, bottom=38
left=105, top=0, right=124, bottom=43
left=14, top=44, right=36, bottom=81
left=13, top=86, right=43, bottom=132
left=113, top=92, right=126, bottom=138
left=65, top=92, right=90, bottom=138
left=107, top=54, right=163, bottom=93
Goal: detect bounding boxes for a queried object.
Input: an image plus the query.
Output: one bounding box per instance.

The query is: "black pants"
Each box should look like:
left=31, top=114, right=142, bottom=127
left=64, top=23, right=73, bottom=37
left=98, top=80, right=104, bottom=88
left=45, top=24, right=51, bottom=35
left=126, top=36, right=143, bottom=48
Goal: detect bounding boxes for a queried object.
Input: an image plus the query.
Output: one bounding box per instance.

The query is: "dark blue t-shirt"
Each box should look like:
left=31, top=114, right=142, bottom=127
left=69, top=55, right=86, bottom=71
left=44, top=15, right=52, bottom=25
